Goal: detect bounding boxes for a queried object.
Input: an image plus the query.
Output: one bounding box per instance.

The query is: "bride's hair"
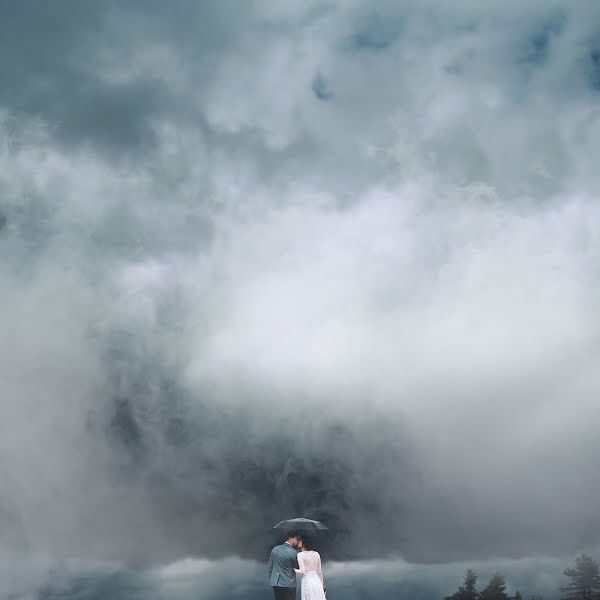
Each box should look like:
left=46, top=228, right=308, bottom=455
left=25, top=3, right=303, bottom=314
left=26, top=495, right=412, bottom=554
left=301, top=536, right=315, bottom=550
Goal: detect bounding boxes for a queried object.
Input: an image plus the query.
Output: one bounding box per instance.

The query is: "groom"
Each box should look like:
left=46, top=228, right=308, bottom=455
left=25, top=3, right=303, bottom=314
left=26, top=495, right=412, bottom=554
left=268, top=531, right=301, bottom=600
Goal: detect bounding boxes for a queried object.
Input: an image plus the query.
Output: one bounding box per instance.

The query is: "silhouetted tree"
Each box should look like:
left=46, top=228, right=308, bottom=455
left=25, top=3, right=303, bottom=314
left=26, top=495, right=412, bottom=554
left=463, top=569, right=479, bottom=600
left=480, top=574, right=509, bottom=600
left=514, top=591, right=522, bottom=600
left=445, top=569, right=479, bottom=600
left=561, top=554, right=600, bottom=600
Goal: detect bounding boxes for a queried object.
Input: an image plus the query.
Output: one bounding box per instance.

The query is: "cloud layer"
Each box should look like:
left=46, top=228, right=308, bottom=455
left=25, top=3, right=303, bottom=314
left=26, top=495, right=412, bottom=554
left=7, top=554, right=572, bottom=600
left=1, top=0, right=600, bottom=583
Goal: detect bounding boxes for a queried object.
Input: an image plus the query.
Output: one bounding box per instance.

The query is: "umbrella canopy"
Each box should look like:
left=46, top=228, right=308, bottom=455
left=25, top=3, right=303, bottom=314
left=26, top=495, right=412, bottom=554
left=273, top=517, right=329, bottom=531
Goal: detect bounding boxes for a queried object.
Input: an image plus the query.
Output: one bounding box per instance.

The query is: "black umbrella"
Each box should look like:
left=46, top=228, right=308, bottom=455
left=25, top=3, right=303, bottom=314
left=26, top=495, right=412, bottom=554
left=273, top=517, right=329, bottom=532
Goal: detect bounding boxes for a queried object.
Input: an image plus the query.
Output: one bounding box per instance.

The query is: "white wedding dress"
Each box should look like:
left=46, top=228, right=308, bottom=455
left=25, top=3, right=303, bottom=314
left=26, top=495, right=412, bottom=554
left=295, top=550, right=326, bottom=600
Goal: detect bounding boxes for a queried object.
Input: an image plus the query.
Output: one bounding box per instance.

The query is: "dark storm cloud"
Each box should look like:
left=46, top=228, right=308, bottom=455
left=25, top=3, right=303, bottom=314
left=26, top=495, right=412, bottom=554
left=80, top=331, right=416, bottom=563
left=0, top=1, right=151, bottom=153
left=2, top=2, right=600, bottom=592
left=0, top=1, right=249, bottom=155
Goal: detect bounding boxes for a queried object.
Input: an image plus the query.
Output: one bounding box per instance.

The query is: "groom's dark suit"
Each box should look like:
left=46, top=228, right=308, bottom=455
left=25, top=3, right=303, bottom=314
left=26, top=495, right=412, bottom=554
left=268, top=541, right=299, bottom=600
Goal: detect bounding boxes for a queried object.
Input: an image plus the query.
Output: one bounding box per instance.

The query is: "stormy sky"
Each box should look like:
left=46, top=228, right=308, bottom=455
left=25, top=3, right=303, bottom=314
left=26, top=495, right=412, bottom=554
left=2, top=0, right=600, bottom=598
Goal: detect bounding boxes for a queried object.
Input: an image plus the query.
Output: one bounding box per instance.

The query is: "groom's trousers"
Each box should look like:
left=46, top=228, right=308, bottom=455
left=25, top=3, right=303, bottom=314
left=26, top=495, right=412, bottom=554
left=272, top=586, right=296, bottom=600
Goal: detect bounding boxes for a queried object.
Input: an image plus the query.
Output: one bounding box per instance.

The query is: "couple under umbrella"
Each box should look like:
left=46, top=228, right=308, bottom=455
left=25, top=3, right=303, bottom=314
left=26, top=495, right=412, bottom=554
left=268, top=517, right=329, bottom=600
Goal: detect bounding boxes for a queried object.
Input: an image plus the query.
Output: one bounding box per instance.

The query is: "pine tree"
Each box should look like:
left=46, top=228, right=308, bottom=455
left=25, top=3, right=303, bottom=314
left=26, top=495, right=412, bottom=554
left=445, top=569, right=479, bottom=600
left=463, top=569, right=479, bottom=600
left=480, top=574, right=509, bottom=600
left=561, top=554, right=600, bottom=600
left=514, top=591, right=522, bottom=600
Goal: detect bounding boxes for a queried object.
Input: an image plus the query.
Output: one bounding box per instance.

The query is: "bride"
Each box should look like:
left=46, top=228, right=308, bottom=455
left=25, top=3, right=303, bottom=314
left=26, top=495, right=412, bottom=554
left=294, top=537, right=327, bottom=600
